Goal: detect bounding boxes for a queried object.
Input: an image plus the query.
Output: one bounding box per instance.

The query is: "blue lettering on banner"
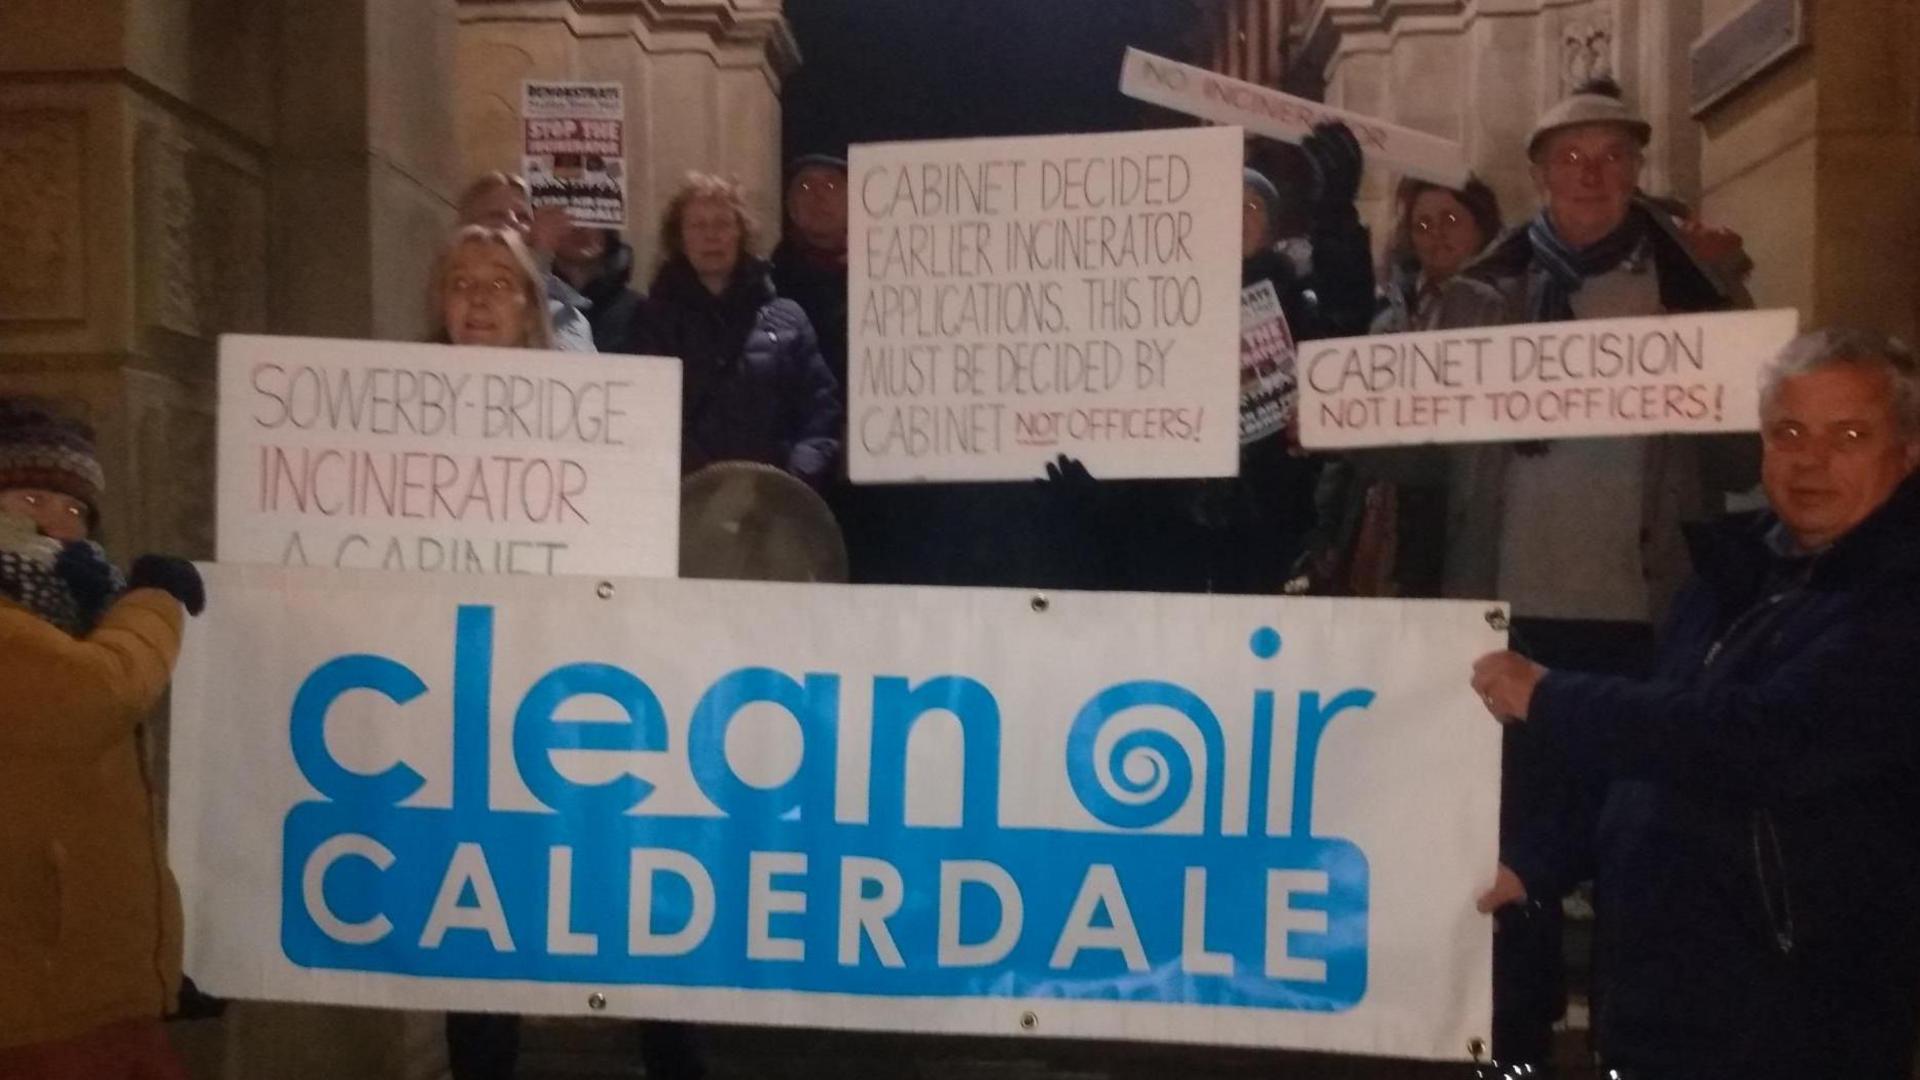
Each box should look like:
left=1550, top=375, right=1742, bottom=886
left=282, top=606, right=1374, bottom=1011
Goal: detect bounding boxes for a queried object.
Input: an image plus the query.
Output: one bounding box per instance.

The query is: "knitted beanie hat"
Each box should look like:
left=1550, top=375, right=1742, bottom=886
left=0, top=399, right=105, bottom=513
left=1243, top=167, right=1283, bottom=249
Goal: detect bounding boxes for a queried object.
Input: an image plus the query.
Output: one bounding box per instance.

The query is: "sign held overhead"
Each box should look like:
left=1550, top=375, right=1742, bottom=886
left=1119, top=47, right=1472, bottom=189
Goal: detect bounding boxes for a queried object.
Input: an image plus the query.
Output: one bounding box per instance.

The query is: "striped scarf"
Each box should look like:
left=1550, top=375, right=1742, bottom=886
left=1525, top=205, right=1649, bottom=323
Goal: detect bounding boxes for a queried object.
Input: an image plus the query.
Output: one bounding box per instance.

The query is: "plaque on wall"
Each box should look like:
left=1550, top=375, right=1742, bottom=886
left=1691, top=0, right=1808, bottom=116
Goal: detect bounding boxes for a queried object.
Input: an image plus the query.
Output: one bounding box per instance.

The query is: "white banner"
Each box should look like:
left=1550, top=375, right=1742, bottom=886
left=1119, top=48, right=1471, bottom=189
left=170, top=566, right=1502, bottom=1061
left=847, top=127, right=1243, bottom=483
left=1297, top=308, right=1801, bottom=449
left=217, top=334, right=681, bottom=577
left=523, top=81, right=627, bottom=228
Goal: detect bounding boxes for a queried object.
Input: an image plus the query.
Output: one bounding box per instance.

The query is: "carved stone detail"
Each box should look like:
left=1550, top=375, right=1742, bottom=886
left=0, top=111, right=87, bottom=323
left=135, top=119, right=270, bottom=342
left=1561, top=15, right=1615, bottom=92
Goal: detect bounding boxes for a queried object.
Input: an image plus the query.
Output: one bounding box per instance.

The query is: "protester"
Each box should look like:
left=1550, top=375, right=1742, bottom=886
left=769, top=153, right=850, bottom=390
left=1375, top=176, right=1504, bottom=335
left=1071, top=125, right=1374, bottom=595
left=456, top=172, right=597, bottom=353
left=1472, top=327, right=1920, bottom=1079
left=429, top=224, right=556, bottom=350
left=429, top=221, right=553, bottom=1080
left=1288, top=175, right=1506, bottom=600
left=635, top=171, right=842, bottom=490
left=1419, top=78, right=1760, bottom=1073
left=0, top=400, right=206, bottom=1080
left=552, top=226, right=647, bottom=354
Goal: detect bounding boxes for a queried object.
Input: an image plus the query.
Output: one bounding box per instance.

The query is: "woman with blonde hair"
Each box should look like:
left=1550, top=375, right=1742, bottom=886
left=430, top=222, right=561, bottom=1080
left=428, top=224, right=555, bottom=350
left=635, top=172, right=841, bottom=489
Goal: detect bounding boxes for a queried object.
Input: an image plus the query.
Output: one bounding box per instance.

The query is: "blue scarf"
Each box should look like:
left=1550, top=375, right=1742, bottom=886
left=1525, top=206, right=1649, bottom=322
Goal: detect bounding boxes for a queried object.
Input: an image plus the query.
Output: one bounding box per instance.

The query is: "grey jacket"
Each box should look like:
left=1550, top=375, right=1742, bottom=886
left=1430, top=206, right=1754, bottom=623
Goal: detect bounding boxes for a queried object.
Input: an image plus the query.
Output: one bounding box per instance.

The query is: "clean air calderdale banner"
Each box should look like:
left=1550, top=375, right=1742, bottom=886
left=1119, top=48, right=1472, bottom=189
left=1297, top=309, right=1800, bottom=449
left=217, top=334, right=681, bottom=577
left=170, top=567, right=1501, bottom=1061
left=848, top=126, right=1243, bottom=483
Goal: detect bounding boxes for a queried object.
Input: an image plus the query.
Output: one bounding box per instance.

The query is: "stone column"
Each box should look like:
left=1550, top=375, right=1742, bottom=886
left=454, top=0, right=799, bottom=275
left=1, top=2, right=461, bottom=1077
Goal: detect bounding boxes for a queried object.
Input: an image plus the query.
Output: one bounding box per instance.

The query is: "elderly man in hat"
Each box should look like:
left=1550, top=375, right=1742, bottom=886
left=1432, top=77, right=1756, bottom=1071
left=1472, top=327, right=1920, bottom=1078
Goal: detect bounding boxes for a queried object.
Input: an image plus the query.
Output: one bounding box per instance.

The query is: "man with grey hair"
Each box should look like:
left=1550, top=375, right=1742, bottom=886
left=1432, top=76, right=1755, bottom=1071
left=1470, top=327, right=1920, bottom=1077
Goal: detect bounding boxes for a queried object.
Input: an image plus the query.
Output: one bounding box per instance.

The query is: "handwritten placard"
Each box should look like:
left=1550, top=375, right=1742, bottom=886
left=1119, top=48, right=1471, bottom=189
left=1296, top=309, right=1800, bottom=449
left=847, top=127, right=1243, bottom=483
left=217, top=334, right=681, bottom=576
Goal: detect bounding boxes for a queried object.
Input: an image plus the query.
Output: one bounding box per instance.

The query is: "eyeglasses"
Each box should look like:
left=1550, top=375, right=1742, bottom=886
left=794, top=176, right=844, bottom=195
left=447, top=275, right=520, bottom=299
left=1763, top=420, right=1883, bottom=454
left=1544, top=146, right=1640, bottom=175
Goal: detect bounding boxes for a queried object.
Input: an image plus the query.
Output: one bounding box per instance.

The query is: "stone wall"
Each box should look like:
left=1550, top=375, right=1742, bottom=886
left=455, top=0, right=798, bottom=274
left=1298, top=0, right=1920, bottom=338
left=0, top=2, right=792, bottom=1077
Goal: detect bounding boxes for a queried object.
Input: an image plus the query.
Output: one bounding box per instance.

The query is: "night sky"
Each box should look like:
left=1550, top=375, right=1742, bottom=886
left=781, top=0, right=1207, bottom=158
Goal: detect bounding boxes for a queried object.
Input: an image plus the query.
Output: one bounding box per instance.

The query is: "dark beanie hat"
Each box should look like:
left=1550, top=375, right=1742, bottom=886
left=0, top=399, right=105, bottom=512
left=786, top=154, right=849, bottom=184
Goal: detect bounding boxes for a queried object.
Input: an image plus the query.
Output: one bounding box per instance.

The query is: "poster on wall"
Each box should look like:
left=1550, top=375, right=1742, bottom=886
left=847, top=126, right=1244, bottom=483
left=171, top=566, right=1502, bottom=1062
left=523, top=81, right=628, bottom=228
left=216, top=334, right=681, bottom=578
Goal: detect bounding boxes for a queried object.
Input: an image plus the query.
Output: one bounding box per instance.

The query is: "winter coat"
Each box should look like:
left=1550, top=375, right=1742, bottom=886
left=769, top=238, right=849, bottom=393
left=0, top=588, right=186, bottom=1048
left=1090, top=229, right=1373, bottom=594
left=1516, top=473, right=1920, bottom=1077
left=636, top=257, right=842, bottom=489
left=1431, top=200, right=1755, bottom=622
left=570, top=239, right=647, bottom=355
left=545, top=272, right=598, bottom=353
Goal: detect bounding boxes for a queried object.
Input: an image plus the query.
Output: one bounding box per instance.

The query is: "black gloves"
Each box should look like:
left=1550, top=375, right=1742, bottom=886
left=1301, top=121, right=1364, bottom=214
left=129, top=554, right=205, bottom=616
left=55, top=542, right=122, bottom=626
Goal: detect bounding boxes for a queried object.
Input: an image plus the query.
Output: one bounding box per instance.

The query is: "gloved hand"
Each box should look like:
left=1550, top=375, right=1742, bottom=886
left=1040, top=454, right=1102, bottom=517
left=129, top=554, right=205, bottom=616
left=55, top=541, right=123, bottom=625
left=1301, top=121, right=1365, bottom=214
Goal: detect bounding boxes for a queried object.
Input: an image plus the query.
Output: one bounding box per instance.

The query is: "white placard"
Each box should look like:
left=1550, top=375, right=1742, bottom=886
left=217, top=334, right=681, bottom=577
left=1297, top=309, right=1800, bottom=449
left=523, top=81, right=627, bottom=228
left=171, top=566, right=1502, bottom=1062
left=847, top=127, right=1243, bottom=483
left=1119, top=48, right=1471, bottom=189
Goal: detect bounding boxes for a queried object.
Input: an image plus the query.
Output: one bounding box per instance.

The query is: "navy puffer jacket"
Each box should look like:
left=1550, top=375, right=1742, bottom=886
left=637, top=256, right=842, bottom=489
left=1518, top=472, right=1920, bottom=1077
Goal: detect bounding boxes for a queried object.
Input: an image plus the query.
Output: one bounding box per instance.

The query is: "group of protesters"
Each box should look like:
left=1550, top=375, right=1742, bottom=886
left=6, top=70, right=1920, bottom=1080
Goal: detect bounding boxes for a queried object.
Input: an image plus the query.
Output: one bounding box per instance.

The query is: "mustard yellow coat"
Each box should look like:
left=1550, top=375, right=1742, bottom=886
left=0, top=588, right=185, bottom=1048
